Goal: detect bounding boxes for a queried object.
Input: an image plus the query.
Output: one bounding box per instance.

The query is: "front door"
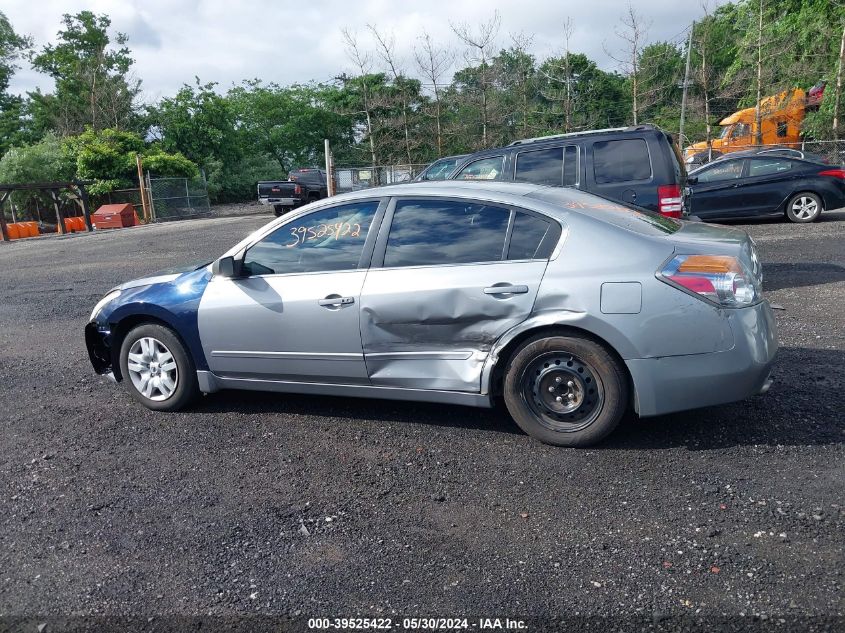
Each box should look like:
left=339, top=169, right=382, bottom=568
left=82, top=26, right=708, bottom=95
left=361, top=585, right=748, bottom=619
left=198, top=200, right=382, bottom=383
left=360, top=198, right=557, bottom=392
left=689, top=158, right=747, bottom=219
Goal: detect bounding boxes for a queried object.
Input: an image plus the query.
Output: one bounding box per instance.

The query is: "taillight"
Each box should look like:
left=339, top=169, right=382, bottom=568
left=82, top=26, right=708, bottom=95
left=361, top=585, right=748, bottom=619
left=658, top=184, right=682, bottom=218
left=658, top=254, right=761, bottom=307
left=294, top=184, right=302, bottom=195
left=819, top=169, right=845, bottom=179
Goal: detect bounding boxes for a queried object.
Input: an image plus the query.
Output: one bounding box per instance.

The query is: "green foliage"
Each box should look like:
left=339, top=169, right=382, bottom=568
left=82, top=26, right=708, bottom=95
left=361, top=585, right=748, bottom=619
left=228, top=80, right=352, bottom=171
left=149, top=80, right=241, bottom=167
left=0, top=132, right=74, bottom=210
left=142, top=146, right=198, bottom=178
left=63, top=127, right=197, bottom=194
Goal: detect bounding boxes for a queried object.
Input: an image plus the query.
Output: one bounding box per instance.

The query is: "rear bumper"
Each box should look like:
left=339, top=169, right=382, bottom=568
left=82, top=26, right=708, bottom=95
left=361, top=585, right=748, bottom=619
left=259, top=198, right=297, bottom=206
left=627, top=300, right=778, bottom=417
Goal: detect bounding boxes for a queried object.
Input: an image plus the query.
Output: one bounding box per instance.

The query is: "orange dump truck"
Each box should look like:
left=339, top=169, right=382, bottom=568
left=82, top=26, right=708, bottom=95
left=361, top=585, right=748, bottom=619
left=684, top=86, right=822, bottom=162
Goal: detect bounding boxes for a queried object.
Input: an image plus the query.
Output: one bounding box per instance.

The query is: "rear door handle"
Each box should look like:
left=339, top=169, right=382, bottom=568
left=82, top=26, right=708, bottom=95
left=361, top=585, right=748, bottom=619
left=318, top=296, right=355, bottom=307
left=484, top=284, right=530, bottom=295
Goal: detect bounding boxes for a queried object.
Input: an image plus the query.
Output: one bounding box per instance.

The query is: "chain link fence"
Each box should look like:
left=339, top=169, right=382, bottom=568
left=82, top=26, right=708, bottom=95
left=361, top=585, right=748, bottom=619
left=683, top=139, right=845, bottom=168
left=332, top=164, right=428, bottom=193
left=146, top=175, right=211, bottom=221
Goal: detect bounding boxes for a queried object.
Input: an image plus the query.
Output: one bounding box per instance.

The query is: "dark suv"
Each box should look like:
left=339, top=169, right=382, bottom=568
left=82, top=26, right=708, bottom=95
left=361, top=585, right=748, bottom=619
left=446, top=125, right=686, bottom=217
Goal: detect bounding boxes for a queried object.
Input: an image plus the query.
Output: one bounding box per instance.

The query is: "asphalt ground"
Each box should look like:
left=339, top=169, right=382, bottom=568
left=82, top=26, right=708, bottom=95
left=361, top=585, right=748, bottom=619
left=0, top=208, right=842, bottom=632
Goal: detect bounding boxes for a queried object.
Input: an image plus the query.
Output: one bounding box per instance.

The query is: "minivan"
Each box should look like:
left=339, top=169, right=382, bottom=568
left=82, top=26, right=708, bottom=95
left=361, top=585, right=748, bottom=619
left=446, top=125, right=686, bottom=217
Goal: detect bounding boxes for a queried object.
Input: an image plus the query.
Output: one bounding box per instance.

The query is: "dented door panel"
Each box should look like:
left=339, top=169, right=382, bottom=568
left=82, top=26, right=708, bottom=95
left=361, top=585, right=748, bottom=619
left=360, top=261, right=547, bottom=392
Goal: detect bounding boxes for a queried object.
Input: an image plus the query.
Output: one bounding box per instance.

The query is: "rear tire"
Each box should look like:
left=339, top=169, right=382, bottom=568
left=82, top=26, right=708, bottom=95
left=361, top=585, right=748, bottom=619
left=119, top=323, right=198, bottom=411
left=503, top=334, right=628, bottom=447
left=273, top=205, right=286, bottom=217
left=785, top=192, right=822, bottom=223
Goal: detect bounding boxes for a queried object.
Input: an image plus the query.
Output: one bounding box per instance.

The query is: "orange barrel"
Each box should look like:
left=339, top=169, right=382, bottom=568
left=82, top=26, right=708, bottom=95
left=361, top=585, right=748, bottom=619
left=26, top=222, right=39, bottom=237
left=71, top=217, right=82, bottom=231
left=7, top=224, right=20, bottom=239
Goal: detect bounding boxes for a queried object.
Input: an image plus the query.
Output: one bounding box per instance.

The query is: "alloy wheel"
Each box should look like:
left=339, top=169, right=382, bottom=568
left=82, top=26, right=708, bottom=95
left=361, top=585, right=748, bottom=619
left=126, top=336, right=179, bottom=401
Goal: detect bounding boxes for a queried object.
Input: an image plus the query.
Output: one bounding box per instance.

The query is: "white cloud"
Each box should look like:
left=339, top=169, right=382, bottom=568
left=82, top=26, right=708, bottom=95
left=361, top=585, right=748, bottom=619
left=4, top=0, right=723, bottom=101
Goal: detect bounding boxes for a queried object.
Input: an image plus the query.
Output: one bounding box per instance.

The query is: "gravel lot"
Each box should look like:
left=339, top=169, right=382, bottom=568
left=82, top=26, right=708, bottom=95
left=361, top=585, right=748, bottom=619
left=0, top=207, right=842, bottom=632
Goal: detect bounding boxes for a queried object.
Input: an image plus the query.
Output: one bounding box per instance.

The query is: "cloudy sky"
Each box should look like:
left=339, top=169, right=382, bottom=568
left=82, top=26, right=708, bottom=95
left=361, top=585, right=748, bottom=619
left=4, top=0, right=723, bottom=102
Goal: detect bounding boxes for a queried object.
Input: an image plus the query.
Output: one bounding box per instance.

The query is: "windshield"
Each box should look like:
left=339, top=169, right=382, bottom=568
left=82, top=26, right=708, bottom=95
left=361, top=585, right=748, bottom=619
left=419, top=157, right=462, bottom=181
left=719, top=126, right=732, bottom=139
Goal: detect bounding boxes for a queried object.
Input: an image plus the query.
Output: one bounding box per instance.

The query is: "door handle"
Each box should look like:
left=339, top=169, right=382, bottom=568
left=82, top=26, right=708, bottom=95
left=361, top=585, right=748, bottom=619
left=484, top=284, right=529, bottom=295
left=318, top=296, right=355, bottom=307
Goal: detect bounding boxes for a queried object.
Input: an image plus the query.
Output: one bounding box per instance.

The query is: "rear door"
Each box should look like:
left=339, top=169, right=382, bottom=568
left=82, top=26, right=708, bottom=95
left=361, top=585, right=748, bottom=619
left=733, top=157, right=798, bottom=214
left=359, top=197, right=560, bottom=393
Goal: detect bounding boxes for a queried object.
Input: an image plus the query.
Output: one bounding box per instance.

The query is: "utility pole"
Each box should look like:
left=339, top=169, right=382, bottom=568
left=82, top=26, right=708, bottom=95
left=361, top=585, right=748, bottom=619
left=136, top=154, right=150, bottom=223
left=679, top=22, right=695, bottom=149
left=754, top=0, right=764, bottom=145
left=834, top=21, right=845, bottom=137
left=324, top=139, right=336, bottom=197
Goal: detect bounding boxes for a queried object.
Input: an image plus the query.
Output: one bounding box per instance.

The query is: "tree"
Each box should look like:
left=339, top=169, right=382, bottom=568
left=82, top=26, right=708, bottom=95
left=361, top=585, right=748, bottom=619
left=451, top=12, right=501, bottom=147
left=228, top=80, right=350, bottom=172
left=495, top=35, right=538, bottom=142
left=341, top=29, right=379, bottom=167
left=0, top=133, right=74, bottom=217
left=537, top=53, right=628, bottom=132
left=415, top=30, right=454, bottom=157
left=29, top=11, right=140, bottom=135
left=369, top=25, right=414, bottom=165
left=149, top=79, right=241, bottom=169
left=0, top=11, right=33, bottom=155
left=608, top=3, right=651, bottom=125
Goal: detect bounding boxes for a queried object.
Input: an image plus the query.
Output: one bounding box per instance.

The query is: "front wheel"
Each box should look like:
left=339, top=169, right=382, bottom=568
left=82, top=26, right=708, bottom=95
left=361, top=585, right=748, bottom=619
left=785, top=192, right=822, bottom=223
left=119, top=323, right=198, bottom=411
left=503, top=334, right=628, bottom=447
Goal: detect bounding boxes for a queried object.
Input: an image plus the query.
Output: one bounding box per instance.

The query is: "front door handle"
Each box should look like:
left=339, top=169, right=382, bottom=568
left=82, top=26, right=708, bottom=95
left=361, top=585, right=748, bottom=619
left=484, top=284, right=530, bottom=295
left=318, top=296, right=355, bottom=307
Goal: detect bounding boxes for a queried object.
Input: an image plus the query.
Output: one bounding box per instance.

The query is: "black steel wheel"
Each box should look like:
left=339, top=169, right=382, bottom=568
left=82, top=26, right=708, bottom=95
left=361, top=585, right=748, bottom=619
left=503, top=334, right=628, bottom=447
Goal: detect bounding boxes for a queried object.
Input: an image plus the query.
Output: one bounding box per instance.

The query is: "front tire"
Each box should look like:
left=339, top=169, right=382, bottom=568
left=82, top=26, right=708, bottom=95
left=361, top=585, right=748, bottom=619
left=503, top=334, right=628, bottom=447
left=785, top=192, right=822, bottom=223
left=119, top=323, right=198, bottom=411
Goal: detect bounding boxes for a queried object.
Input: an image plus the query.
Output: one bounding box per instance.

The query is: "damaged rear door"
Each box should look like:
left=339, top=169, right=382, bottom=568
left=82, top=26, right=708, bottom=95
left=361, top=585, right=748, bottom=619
left=360, top=197, right=560, bottom=392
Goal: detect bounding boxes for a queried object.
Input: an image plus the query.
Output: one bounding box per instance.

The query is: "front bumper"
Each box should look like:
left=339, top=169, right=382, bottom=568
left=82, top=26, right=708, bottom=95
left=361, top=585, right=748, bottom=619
left=627, top=300, right=778, bottom=417
left=85, top=321, right=114, bottom=375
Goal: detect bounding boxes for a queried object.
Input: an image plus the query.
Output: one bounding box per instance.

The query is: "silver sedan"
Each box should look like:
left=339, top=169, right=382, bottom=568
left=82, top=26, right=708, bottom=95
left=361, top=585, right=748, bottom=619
left=85, top=181, right=778, bottom=446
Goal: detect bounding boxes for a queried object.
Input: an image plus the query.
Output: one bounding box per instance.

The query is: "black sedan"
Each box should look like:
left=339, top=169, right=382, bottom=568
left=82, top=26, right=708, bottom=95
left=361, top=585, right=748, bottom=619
left=687, top=155, right=845, bottom=222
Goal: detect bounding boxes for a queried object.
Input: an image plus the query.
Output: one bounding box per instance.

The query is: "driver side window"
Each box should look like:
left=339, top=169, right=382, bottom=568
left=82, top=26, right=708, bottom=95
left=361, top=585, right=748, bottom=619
left=243, top=201, right=379, bottom=275
left=696, top=160, right=744, bottom=183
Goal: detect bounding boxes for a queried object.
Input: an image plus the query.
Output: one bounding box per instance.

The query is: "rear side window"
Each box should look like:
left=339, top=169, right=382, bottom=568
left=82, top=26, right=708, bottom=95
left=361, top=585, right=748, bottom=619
left=514, top=145, right=579, bottom=187
left=507, top=212, right=551, bottom=260
left=454, top=155, right=505, bottom=181
left=748, top=158, right=792, bottom=177
left=515, top=147, right=563, bottom=185
left=593, top=139, right=651, bottom=184
left=384, top=200, right=510, bottom=267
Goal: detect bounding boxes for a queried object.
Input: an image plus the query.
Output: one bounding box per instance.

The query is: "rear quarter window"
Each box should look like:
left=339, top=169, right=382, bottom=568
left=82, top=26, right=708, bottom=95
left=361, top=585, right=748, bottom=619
left=593, top=139, right=651, bottom=184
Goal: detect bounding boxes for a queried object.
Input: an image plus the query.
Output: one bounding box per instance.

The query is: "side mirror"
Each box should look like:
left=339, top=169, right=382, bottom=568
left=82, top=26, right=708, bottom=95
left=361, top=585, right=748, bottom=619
left=212, top=255, right=241, bottom=278
left=687, top=176, right=698, bottom=185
